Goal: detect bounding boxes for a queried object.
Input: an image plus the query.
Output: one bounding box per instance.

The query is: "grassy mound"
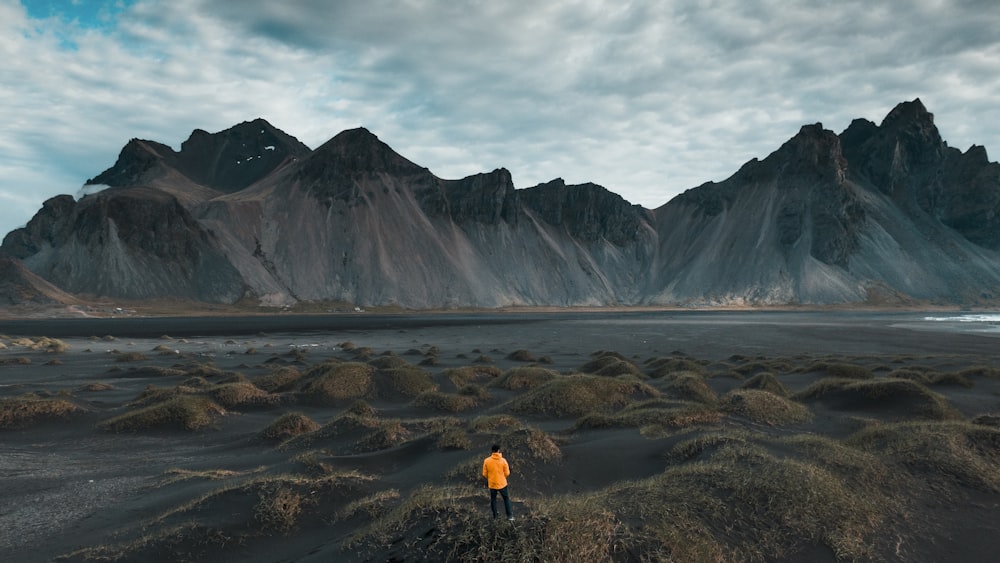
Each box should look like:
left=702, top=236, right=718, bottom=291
left=804, top=361, right=874, bottom=380
left=847, top=420, right=1000, bottom=492
left=631, top=430, right=899, bottom=560
left=99, top=396, right=226, bottom=432
left=721, top=389, right=813, bottom=426
left=348, top=486, right=620, bottom=562
left=208, top=382, right=281, bottom=409
left=0, top=395, right=82, bottom=429
left=252, top=367, right=302, bottom=393
left=662, top=372, right=718, bottom=405
left=489, top=366, right=560, bottom=390
left=645, top=356, right=708, bottom=377
left=507, top=374, right=659, bottom=417
left=575, top=400, right=721, bottom=432
left=412, top=391, right=481, bottom=413
left=739, top=371, right=789, bottom=396
left=443, top=365, right=503, bottom=388
left=579, top=352, right=643, bottom=378
left=374, top=366, right=438, bottom=399
left=793, top=378, right=961, bottom=420
left=299, top=362, right=375, bottom=405
left=260, top=412, right=321, bottom=441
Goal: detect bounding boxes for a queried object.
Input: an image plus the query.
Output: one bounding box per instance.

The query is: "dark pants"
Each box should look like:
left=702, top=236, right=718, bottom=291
left=490, top=486, right=513, bottom=518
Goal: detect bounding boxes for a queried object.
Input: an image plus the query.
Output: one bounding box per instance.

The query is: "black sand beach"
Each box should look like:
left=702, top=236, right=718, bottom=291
left=1, top=311, right=999, bottom=561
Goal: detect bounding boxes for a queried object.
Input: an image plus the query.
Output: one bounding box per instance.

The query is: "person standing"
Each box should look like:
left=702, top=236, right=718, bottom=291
left=482, top=443, right=513, bottom=520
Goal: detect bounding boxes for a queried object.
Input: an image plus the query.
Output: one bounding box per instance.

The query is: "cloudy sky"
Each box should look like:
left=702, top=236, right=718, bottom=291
left=1, top=1, right=999, bottom=237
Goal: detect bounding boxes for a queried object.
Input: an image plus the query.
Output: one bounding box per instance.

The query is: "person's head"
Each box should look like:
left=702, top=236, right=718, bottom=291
left=491, top=444, right=501, bottom=453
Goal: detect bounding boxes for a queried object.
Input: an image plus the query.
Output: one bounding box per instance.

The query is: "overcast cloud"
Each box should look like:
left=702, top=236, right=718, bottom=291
left=1, top=0, right=999, bottom=237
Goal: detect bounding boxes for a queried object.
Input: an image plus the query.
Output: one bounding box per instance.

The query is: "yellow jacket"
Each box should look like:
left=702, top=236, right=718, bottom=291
left=482, top=452, right=510, bottom=489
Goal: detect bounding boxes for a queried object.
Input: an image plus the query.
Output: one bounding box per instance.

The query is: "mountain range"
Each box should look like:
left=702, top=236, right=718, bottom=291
left=3, top=99, right=999, bottom=309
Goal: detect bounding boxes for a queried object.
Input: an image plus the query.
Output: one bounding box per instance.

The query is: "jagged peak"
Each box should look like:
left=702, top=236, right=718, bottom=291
left=306, top=127, right=425, bottom=176
left=179, top=118, right=309, bottom=154
left=882, top=98, right=930, bottom=124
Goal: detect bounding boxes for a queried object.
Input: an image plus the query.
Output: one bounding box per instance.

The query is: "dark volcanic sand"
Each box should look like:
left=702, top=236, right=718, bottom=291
left=1, top=310, right=999, bottom=562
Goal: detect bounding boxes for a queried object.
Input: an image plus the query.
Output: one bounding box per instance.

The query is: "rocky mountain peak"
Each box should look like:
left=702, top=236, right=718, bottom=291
left=87, top=120, right=310, bottom=195
left=520, top=178, right=648, bottom=246
left=308, top=127, right=425, bottom=176
left=86, top=138, right=174, bottom=187
left=771, top=123, right=848, bottom=185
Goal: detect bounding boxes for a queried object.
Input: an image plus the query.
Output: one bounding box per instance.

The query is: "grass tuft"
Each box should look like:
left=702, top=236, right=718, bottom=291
left=489, top=366, right=560, bottom=390
left=507, top=374, right=659, bottom=417
left=0, top=395, right=82, bottom=429
left=99, top=395, right=226, bottom=432
left=260, top=412, right=321, bottom=441
left=721, top=389, right=813, bottom=425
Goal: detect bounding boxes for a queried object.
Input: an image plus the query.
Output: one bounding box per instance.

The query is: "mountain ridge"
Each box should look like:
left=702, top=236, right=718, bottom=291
left=3, top=100, right=1000, bottom=309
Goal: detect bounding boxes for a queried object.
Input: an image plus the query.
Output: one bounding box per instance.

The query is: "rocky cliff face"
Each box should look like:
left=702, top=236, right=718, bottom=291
left=3, top=100, right=1000, bottom=308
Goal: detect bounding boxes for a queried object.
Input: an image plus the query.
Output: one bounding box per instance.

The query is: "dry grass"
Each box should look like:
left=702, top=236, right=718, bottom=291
left=299, top=362, right=374, bottom=405
left=662, top=372, right=719, bottom=405
left=489, top=366, right=560, bottom=390
left=720, top=389, right=814, bottom=426
left=349, top=486, right=623, bottom=561
left=252, top=367, right=302, bottom=393
left=374, top=366, right=438, bottom=399
left=928, top=372, right=974, bottom=388
left=579, top=352, right=643, bottom=378
left=118, top=366, right=187, bottom=379
left=0, top=395, right=82, bottom=429
left=468, top=414, right=526, bottom=433
left=645, top=356, right=708, bottom=377
left=957, top=365, right=1000, bottom=378
left=260, top=412, right=321, bottom=441
left=208, top=382, right=280, bottom=409
left=99, top=395, right=226, bottom=432
left=575, top=401, right=722, bottom=431
left=740, top=372, right=790, bottom=397
left=282, top=411, right=380, bottom=449
left=436, top=429, right=473, bottom=450
left=610, top=432, right=896, bottom=561
left=254, top=485, right=306, bottom=534
left=793, top=378, right=962, bottom=420
left=847, top=420, right=1000, bottom=492
left=506, top=349, right=536, bottom=362
left=804, top=361, right=874, bottom=379
left=506, top=374, right=659, bottom=417
left=115, top=351, right=150, bottom=362
left=443, top=365, right=502, bottom=388
left=354, top=419, right=410, bottom=453
left=412, top=390, right=480, bottom=413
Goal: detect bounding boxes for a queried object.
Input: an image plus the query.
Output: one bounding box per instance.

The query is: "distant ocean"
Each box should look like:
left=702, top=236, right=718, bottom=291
left=919, top=313, right=1000, bottom=334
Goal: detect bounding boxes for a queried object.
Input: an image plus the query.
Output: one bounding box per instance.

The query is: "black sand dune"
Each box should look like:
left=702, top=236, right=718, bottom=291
left=1, top=311, right=999, bottom=562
